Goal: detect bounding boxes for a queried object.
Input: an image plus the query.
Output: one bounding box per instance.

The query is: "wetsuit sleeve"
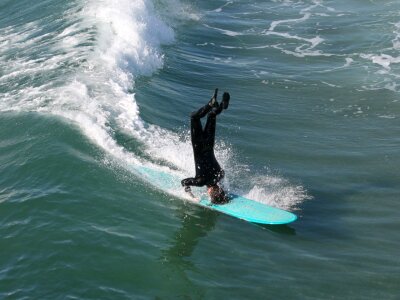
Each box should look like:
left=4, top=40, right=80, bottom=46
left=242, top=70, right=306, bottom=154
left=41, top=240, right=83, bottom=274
left=181, top=177, right=206, bottom=187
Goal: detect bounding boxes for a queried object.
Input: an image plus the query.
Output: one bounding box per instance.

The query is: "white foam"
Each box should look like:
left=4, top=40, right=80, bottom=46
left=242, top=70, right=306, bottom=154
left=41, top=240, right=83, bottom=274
left=321, top=81, right=341, bottom=88
left=213, top=1, right=233, bottom=13
left=243, top=176, right=309, bottom=210
left=262, top=0, right=349, bottom=60
left=203, top=24, right=243, bottom=37
left=378, top=115, right=396, bottom=119
left=269, top=13, right=311, bottom=31
left=357, top=21, right=400, bottom=76
left=263, top=0, right=326, bottom=59
left=344, top=57, right=353, bottom=67
left=268, top=0, right=325, bottom=32
left=360, top=53, right=400, bottom=70
left=392, top=22, right=400, bottom=50
left=268, top=33, right=326, bottom=58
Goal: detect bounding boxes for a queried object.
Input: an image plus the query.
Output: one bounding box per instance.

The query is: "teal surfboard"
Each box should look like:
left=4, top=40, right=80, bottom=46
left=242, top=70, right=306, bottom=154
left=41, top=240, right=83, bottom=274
left=135, top=165, right=297, bottom=225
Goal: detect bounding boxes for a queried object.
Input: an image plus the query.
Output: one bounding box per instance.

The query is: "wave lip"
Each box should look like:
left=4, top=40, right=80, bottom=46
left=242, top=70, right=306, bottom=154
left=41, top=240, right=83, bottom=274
left=85, top=0, right=174, bottom=79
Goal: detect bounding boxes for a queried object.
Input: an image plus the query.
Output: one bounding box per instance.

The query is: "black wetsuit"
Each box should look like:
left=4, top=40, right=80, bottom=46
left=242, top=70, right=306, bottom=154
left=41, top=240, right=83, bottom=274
left=181, top=102, right=224, bottom=188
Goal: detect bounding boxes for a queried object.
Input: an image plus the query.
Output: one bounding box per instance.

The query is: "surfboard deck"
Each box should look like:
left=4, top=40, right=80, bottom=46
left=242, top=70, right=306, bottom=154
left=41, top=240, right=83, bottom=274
left=135, top=165, right=297, bottom=225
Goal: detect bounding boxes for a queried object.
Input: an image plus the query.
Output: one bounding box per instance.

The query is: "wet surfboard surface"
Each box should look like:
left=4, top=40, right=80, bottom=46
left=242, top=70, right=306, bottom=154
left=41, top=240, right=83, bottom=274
left=135, top=165, right=297, bottom=225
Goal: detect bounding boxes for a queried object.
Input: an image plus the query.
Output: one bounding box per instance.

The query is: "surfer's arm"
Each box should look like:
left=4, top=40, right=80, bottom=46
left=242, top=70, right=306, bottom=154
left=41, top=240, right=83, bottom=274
left=181, top=177, right=206, bottom=187
left=181, top=178, right=203, bottom=201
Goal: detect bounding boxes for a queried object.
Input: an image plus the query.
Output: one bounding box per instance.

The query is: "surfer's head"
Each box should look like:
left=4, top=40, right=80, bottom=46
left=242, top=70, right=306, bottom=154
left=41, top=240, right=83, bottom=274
left=207, top=185, right=229, bottom=204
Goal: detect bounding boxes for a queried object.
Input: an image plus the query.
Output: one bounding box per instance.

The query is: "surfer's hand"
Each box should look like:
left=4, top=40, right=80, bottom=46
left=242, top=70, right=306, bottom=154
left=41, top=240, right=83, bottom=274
left=184, top=186, right=191, bottom=193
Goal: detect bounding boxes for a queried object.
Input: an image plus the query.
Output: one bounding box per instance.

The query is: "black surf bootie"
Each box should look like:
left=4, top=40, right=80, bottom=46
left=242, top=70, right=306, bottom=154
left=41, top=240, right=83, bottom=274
left=209, top=88, right=219, bottom=108
left=221, top=92, right=230, bottom=110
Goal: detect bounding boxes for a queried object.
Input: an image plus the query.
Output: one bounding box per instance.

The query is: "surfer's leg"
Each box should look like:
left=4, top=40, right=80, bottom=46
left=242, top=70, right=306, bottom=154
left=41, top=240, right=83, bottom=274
left=190, top=102, right=213, bottom=120
left=204, top=110, right=218, bottom=142
left=190, top=101, right=214, bottom=143
left=190, top=113, right=203, bottom=147
left=190, top=88, right=219, bottom=120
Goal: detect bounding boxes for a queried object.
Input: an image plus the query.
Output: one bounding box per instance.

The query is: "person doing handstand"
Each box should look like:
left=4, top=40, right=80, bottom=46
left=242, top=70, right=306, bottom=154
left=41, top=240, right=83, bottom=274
left=181, top=89, right=230, bottom=204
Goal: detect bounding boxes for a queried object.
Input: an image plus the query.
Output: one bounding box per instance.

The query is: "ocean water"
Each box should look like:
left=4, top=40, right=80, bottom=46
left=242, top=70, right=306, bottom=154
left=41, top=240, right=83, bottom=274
left=0, top=0, right=399, bottom=298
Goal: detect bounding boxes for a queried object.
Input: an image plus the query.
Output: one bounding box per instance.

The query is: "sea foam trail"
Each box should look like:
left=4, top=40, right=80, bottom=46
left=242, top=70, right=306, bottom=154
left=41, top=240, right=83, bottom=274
left=0, top=0, right=214, bottom=194
left=0, top=0, right=178, bottom=173
left=0, top=0, right=307, bottom=210
left=52, top=0, right=206, bottom=188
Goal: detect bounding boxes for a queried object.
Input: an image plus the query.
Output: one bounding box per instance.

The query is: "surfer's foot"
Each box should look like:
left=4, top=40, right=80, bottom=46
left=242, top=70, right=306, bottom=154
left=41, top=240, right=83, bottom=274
left=209, top=97, right=219, bottom=108
left=221, top=92, right=230, bottom=110
left=211, top=104, right=223, bottom=115
left=209, top=88, right=219, bottom=108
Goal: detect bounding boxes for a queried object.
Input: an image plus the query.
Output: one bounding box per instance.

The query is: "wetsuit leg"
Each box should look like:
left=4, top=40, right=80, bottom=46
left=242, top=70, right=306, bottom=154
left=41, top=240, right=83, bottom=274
left=186, top=103, right=219, bottom=188
left=190, top=103, right=212, bottom=119
left=204, top=109, right=218, bottom=144
left=190, top=103, right=212, bottom=147
left=203, top=109, right=224, bottom=186
left=190, top=114, right=202, bottom=146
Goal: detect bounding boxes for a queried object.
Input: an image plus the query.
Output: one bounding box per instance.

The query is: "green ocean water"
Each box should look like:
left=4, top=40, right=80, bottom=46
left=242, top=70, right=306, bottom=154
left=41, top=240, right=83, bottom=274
left=1, top=0, right=399, bottom=299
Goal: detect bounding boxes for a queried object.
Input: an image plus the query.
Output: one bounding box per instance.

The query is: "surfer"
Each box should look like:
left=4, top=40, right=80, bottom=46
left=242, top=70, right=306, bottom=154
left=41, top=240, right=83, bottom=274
left=181, top=89, right=230, bottom=204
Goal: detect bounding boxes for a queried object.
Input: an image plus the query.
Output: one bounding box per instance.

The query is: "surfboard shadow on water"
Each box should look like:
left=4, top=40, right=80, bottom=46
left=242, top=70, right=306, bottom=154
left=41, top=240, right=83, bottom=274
left=160, top=205, right=218, bottom=267
left=155, top=205, right=219, bottom=298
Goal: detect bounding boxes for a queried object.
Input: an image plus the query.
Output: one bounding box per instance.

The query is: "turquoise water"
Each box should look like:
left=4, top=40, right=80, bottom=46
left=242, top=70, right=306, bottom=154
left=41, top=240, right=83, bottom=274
left=1, top=0, right=399, bottom=298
